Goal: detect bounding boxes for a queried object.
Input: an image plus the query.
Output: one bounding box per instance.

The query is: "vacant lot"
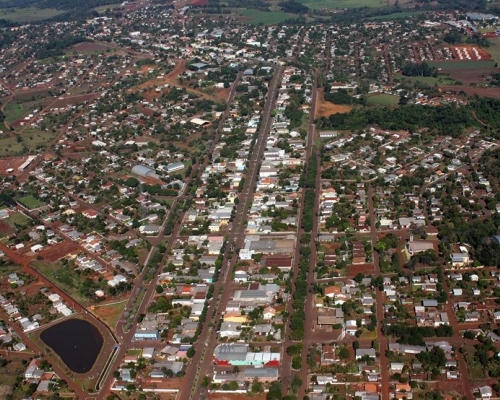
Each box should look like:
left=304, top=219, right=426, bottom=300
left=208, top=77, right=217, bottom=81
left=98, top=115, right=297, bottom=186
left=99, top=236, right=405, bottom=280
left=316, top=90, right=352, bottom=117
left=0, top=7, right=63, bottom=22
left=69, top=42, right=116, bottom=55
left=92, top=300, right=128, bottom=328
left=39, top=241, right=80, bottom=262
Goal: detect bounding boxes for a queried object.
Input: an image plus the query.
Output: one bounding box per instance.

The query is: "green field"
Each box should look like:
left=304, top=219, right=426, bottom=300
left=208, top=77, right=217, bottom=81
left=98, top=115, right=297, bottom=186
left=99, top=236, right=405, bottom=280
left=395, top=74, right=460, bottom=85
left=298, top=0, right=395, bottom=9
left=240, top=9, right=293, bottom=24
left=369, top=10, right=426, bottom=20
left=366, top=93, right=400, bottom=106
left=3, top=103, right=26, bottom=125
left=428, top=60, right=496, bottom=70
left=0, top=7, right=64, bottom=22
left=94, top=3, right=123, bottom=13
left=7, top=212, right=31, bottom=228
left=18, top=195, right=45, bottom=210
left=486, top=37, right=500, bottom=66
left=0, top=130, right=57, bottom=156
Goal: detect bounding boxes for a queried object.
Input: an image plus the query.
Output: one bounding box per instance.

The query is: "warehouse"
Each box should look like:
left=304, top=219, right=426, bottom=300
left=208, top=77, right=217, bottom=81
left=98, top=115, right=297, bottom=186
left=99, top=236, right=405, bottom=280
left=164, top=162, right=184, bottom=173
left=132, top=165, right=158, bottom=179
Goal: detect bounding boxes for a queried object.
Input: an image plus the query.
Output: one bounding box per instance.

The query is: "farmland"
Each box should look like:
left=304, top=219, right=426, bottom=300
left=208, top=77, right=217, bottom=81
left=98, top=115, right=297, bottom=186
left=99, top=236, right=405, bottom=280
left=239, top=9, right=293, bottom=24
left=297, top=0, right=402, bottom=9
left=0, top=7, right=64, bottom=22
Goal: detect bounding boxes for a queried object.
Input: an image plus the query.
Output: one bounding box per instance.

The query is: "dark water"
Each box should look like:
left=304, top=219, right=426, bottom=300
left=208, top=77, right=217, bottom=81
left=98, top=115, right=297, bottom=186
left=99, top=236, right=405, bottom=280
left=40, top=319, right=104, bottom=373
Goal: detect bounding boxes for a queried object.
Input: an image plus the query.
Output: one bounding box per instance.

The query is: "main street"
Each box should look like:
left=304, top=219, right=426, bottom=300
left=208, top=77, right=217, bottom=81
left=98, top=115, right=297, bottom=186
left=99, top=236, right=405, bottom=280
left=185, top=65, right=284, bottom=400
left=281, top=73, right=319, bottom=398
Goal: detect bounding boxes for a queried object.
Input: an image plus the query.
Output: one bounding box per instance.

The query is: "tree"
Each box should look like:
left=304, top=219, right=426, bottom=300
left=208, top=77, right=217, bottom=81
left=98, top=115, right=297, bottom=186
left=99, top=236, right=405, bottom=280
left=186, top=347, right=195, bottom=358
left=338, top=346, right=350, bottom=360
left=155, top=284, right=163, bottom=294
left=292, top=355, right=302, bottom=370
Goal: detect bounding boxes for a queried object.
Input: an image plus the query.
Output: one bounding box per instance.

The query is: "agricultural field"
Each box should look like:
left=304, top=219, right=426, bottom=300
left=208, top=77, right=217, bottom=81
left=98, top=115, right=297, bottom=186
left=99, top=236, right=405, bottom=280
left=297, top=0, right=404, bottom=9
left=3, top=103, right=27, bottom=126
left=366, top=93, right=400, bottom=106
left=429, top=60, right=496, bottom=70
left=18, top=195, right=45, bottom=210
left=486, top=37, right=500, bottom=66
left=239, top=9, right=293, bottom=24
left=0, top=7, right=64, bottom=22
left=395, top=74, right=460, bottom=86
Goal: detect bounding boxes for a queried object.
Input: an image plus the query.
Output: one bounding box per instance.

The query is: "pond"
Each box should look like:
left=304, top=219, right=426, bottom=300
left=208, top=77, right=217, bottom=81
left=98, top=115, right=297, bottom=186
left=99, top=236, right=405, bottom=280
left=40, top=318, right=104, bottom=373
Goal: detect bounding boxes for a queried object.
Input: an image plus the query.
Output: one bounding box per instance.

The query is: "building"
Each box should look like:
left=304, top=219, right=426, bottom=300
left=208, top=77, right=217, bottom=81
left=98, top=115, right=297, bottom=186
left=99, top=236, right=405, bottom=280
left=213, top=344, right=280, bottom=366
left=164, top=162, right=184, bottom=173
left=134, top=329, right=159, bottom=340
left=132, top=164, right=158, bottom=178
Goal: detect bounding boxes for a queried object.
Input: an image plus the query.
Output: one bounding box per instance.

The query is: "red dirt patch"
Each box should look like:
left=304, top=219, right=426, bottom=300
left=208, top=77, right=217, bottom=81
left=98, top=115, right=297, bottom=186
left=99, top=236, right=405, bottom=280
left=450, top=45, right=491, bottom=61
left=190, top=0, right=208, bottom=5
left=38, top=241, right=80, bottom=262
left=209, top=395, right=266, bottom=400
left=0, top=220, right=14, bottom=235
left=316, top=89, right=352, bottom=118
left=347, top=263, right=374, bottom=277
left=0, top=156, right=29, bottom=176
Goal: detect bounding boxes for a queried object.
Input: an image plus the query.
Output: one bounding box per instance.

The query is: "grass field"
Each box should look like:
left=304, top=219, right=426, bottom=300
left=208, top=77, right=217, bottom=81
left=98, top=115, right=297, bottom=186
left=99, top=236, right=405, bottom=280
left=0, top=130, right=57, bottom=156
left=428, top=60, right=496, bottom=70
left=486, top=37, right=500, bottom=66
left=395, top=74, right=460, bottom=86
left=239, top=9, right=293, bottom=24
left=94, top=3, right=122, bottom=13
left=18, top=195, right=45, bottom=210
left=366, top=93, right=399, bottom=106
left=7, top=212, right=31, bottom=227
left=368, top=10, right=426, bottom=20
left=298, top=0, right=396, bottom=9
left=0, top=7, right=63, bottom=22
left=3, top=103, right=26, bottom=125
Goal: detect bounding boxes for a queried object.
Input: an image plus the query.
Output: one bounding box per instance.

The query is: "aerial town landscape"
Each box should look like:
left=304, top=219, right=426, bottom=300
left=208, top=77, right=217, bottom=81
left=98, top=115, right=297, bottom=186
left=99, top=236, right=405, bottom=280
left=3, top=0, right=500, bottom=399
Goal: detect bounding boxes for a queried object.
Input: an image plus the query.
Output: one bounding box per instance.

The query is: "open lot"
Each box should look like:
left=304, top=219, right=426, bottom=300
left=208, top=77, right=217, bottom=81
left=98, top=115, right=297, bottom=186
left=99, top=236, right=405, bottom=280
left=3, top=102, right=27, bottom=126
left=316, top=90, right=352, bottom=117
left=69, top=42, right=117, bottom=55
left=92, top=300, right=128, bottom=328
left=0, top=156, right=28, bottom=176
left=38, top=241, right=81, bottom=262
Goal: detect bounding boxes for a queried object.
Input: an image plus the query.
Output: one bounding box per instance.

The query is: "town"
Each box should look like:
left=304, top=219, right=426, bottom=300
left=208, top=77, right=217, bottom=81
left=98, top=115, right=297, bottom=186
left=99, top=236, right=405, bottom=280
left=1, top=1, right=500, bottom=400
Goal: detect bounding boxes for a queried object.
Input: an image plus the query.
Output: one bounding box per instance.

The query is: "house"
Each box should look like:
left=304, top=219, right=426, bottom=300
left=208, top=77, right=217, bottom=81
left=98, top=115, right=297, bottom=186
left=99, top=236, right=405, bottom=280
left=451, top=253, right=470, bottom=267
left=477, top=386, right=493, bottom=399
left=263, top=306, right=276, bottom=321
left=139, top=225, right=159, bottom=235
left=355, top=348, right=376, bottom=360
